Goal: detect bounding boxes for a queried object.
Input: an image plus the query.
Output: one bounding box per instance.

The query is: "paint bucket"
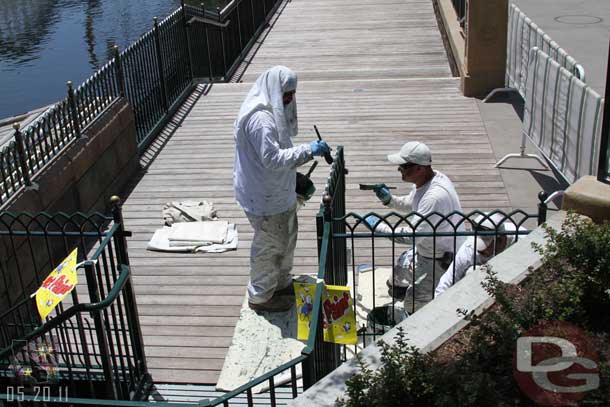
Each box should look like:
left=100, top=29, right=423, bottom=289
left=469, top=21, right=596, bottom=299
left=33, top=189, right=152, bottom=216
left=366, top=305, right=408, bottom=335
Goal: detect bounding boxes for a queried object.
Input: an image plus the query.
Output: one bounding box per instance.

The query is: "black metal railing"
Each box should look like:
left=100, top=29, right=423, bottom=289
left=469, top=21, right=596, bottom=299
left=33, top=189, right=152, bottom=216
left=184, top=0, right=282, bottom=81
left=307, top=147, right=550, bottom=371
left=1, top=64, right=121, bottom=207
left=451, top=0, right=466, bottom=25
left=0, top=0, right=282, bottom=208
left=0, top=199, right=148, bottom=400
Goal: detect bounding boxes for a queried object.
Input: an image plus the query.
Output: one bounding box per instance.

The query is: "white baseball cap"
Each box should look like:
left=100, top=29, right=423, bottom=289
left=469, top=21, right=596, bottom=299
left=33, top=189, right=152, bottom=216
left=472, top=213, right=508, bottom=250
left=387, top=142, right=432, bottom=166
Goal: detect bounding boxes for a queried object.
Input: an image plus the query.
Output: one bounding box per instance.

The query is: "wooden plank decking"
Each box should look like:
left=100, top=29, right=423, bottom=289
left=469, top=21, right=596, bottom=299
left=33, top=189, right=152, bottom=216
left=117, top=0, right=509, bottom=386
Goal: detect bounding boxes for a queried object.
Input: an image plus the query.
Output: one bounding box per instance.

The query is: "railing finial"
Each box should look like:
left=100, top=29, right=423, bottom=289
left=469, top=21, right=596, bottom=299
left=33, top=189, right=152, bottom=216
left=537, top=191, right=549, bottom=225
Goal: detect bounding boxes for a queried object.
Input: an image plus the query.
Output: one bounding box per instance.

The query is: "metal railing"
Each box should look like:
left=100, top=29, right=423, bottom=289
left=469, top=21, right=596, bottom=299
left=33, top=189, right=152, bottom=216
left=1, top=64, right=121, bottom=207
left=597, top=41, right=610, bottom=185
left=0, top=0, right=283, bottom=208
left=0, top=199, right=148, bottom=401
left=184, top=0, right=282, bottom=81
left=484, top=3, right=585, bottom=103
left=310, top=147, right=549, bottom=366
left=451, top=0, right=466, bottom=25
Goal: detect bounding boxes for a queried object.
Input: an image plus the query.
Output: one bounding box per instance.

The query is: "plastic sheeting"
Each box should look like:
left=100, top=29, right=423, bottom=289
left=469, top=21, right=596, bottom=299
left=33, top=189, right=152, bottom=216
left=523, top=48, right=604, bottom=184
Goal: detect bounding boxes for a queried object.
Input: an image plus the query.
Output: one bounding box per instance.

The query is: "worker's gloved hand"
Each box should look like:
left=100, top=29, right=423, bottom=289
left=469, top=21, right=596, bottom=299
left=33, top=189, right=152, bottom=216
left=309, top=140, right=331, bottom=156
left=365, top=215, right=381, bottom=229
left=373, top=186, right=392, bottom=205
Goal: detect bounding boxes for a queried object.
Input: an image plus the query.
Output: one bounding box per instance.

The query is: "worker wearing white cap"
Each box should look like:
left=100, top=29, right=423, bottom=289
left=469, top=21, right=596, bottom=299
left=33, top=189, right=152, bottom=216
left=365, top=141, right=465, bottom=312
left=234, top=66, right=330, bottom=312
left=435, top=213, right=518, bottom=296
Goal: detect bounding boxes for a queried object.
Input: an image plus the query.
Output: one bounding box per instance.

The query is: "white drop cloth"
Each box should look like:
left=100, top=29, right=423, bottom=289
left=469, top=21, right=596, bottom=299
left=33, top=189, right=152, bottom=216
left=147, top=224, right=238, bottom=253
left=167, top=221, right=228, bottom=244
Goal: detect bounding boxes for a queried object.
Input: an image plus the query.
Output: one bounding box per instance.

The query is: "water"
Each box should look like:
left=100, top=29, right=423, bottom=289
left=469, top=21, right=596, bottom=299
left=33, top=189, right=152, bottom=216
left=0, top=0, right=225, bottom=119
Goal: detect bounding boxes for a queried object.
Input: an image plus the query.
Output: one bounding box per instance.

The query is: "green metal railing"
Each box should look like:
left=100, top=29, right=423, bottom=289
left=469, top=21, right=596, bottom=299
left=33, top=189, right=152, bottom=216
left=314, top=153, right=550, bottom=363
left=0, top=199, right=149, bottom=401
left=0, top=0, right=283, bottom=208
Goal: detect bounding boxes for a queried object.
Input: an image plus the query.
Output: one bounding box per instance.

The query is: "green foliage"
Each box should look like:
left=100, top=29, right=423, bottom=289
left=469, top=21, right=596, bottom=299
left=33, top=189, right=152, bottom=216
left=337, top=329, right=439, bottom=407
left=532, top=214, right=610, bottom=331
left=338, top=214, right=610, bottom=406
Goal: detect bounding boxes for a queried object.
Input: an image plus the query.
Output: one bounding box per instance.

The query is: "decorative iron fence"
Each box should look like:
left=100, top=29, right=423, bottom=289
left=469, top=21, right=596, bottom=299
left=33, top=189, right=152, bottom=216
left=184, top=0, right=282, bottom=81
left=0, top=0, right=283, bottom=208
left=0, top=199, right=148, bottom=401
left=310, top=146, right=550, bottom=367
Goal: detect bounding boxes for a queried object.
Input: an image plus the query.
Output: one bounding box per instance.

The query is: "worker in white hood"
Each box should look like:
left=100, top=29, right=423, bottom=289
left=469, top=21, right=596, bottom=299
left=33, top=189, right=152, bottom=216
left=234, top=66, right=330, bottom=312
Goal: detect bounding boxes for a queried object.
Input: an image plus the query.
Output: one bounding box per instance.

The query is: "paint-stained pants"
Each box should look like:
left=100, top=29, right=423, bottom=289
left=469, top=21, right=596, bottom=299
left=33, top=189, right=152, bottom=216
left=245, top=204, right=298, bottom=304
left=390, top=249, right=446, bottom=313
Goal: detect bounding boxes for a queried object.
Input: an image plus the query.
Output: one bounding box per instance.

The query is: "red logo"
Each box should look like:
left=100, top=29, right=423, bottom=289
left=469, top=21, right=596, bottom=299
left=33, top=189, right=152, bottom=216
left=513, top=321, right=599, bottom=406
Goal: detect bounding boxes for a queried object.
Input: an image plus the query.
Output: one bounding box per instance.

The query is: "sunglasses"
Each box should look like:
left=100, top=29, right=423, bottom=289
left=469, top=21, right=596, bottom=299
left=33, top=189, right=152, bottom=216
left=398, top=163, right=418, bottom=172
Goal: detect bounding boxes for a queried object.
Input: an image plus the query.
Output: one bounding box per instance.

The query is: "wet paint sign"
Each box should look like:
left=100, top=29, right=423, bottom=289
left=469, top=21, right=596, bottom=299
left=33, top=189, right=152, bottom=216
left=34, top=249, right=78, bottom=320
left=321, top=285, right=357, bottom=345
left=295, top=283, right=357, bottom=345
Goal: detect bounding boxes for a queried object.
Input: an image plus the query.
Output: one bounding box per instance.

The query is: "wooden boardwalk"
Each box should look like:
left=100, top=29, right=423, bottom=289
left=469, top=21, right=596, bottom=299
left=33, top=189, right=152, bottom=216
left=117, top=0, right=510, bottom=386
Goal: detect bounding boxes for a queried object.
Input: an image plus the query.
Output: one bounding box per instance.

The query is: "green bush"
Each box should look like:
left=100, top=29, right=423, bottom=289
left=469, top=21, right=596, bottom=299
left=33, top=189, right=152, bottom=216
left=337, top=214, right=610, bottom=407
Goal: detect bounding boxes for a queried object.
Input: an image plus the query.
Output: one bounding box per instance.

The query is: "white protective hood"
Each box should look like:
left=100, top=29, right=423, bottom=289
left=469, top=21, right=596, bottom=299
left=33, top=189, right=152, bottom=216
left=234, top=66, right=298, bottom=146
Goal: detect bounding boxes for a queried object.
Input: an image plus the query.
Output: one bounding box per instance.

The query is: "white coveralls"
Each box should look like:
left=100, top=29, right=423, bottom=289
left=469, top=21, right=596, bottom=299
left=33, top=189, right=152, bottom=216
left=435, top=224, right=517, bottom=296
left=233, top=67, right=313, bottom=304
left=374, top=171, right=465, bottom=311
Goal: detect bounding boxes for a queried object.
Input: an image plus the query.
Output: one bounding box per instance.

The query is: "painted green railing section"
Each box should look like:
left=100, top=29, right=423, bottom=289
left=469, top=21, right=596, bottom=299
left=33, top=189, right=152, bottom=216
left=0, top=199, right=149, bottom=401
left=0, top=0, right=283, bottom=208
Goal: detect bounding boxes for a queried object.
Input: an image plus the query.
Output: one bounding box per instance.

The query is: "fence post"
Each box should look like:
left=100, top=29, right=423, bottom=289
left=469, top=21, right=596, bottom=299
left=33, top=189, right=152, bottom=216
left=202, top=3, right=214, bottom=81
left=153, top=17, right=169, bottom=111
left=110, top=195, right=149, bottom=378
left=113, top=45, right=126, bottom=97
left=12, top=124, right=32, bottom=187
left=66, top=81, right=81, bottom=138
left=250, top=0, right=256, bottom=32
left=537, top=191, right=548, bottom=225
left=236, top=1, right=243, bottom=52
left=181, top=0, right=194, bottom=80
left=218, top=7, right=228, bottom=78
left=83, top=261, right=117, bottom=398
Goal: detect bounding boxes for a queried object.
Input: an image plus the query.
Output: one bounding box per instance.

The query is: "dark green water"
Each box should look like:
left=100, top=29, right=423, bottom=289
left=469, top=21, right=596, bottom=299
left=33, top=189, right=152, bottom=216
left=0, top=0, right=226, bottom=119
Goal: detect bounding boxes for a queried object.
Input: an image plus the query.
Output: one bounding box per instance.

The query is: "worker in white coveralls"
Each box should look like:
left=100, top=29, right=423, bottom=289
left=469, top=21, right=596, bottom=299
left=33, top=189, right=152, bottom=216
left=233, top=66, right=331, bottom=313
left=435, top=213, right=518, bottom=296
left=365, top=141, right=465, bottom=312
